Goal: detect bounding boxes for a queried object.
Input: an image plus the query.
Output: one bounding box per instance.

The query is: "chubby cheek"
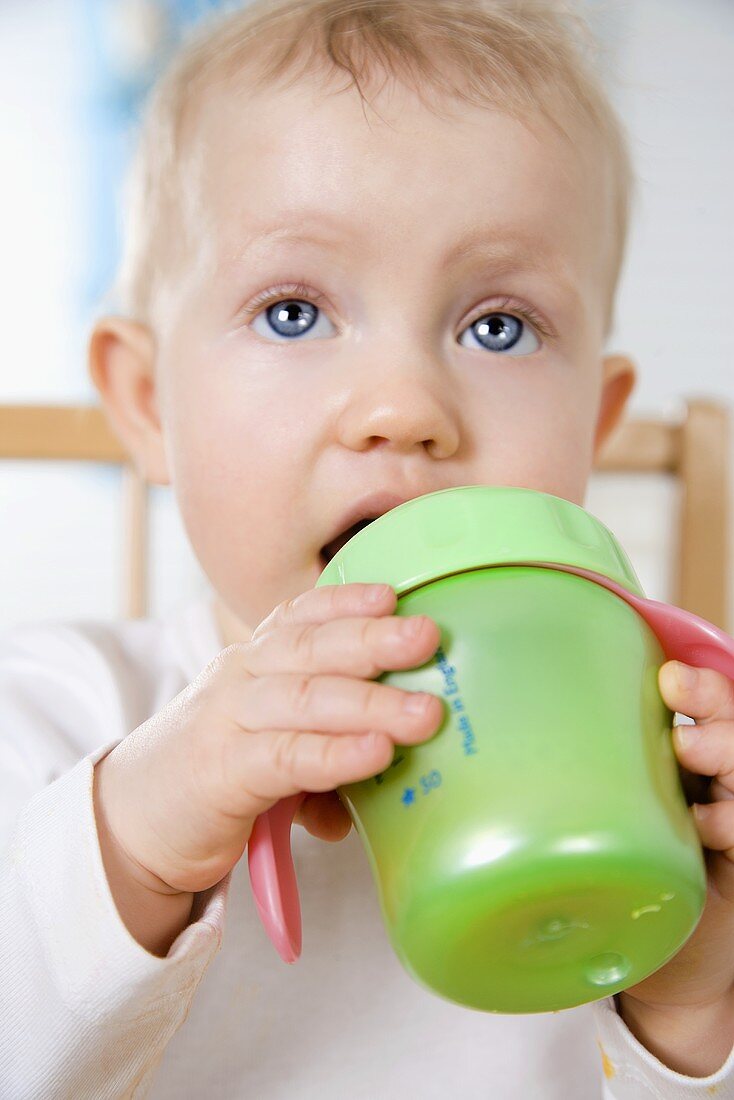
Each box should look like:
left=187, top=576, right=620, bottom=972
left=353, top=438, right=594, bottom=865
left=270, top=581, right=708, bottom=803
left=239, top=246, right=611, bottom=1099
left=520, top=404, right=595, bottom=503
left=158, top=348, right=317, bottom=623
left=483, top=365, right=598, bottom=504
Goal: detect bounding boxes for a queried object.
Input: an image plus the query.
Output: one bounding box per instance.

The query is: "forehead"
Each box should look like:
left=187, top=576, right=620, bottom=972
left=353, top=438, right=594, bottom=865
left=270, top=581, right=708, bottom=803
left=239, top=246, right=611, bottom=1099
left=183, top=70, right=612, bottom=295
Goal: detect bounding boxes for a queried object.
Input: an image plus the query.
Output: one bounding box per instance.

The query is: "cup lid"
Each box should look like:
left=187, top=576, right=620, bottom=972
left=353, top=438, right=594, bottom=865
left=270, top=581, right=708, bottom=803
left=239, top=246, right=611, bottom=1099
left=316, top=485, right=645, bottom=598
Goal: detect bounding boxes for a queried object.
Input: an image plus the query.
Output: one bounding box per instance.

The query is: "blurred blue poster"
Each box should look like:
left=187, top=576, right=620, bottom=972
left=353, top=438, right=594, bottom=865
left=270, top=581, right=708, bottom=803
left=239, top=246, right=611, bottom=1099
left=79, top=0, right=236, bottom=317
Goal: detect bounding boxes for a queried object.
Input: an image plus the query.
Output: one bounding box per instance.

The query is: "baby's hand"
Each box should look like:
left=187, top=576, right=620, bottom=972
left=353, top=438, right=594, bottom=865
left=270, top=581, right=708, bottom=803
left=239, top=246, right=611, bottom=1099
left=618, top=661, right=734, bottom=1028
left=94, top=584, right=442, bottom=907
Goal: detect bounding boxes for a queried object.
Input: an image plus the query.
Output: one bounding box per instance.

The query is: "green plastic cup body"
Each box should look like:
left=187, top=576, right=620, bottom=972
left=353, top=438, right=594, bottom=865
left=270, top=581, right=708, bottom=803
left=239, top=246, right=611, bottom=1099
left=335, top=566, right=706, bottom=1013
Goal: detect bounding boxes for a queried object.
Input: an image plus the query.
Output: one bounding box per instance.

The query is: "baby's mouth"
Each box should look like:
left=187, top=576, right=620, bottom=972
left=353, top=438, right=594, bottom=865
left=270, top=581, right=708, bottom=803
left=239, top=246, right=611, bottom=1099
left=320, top=519, right=375, bottom=566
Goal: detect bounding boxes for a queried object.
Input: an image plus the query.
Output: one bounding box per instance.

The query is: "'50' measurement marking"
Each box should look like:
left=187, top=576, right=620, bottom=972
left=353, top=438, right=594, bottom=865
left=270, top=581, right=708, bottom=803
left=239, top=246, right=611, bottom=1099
left=402, top=770, right=442, bottom=806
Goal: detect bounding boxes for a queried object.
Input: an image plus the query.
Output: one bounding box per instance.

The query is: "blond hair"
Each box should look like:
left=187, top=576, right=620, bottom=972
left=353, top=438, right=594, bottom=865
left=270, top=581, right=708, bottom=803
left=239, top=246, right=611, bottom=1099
left=109, top=0, right=635, bottom=335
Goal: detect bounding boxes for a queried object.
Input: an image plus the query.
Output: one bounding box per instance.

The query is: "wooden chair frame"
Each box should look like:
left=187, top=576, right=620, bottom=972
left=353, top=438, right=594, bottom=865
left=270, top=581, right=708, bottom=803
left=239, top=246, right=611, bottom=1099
left=596, top=398, right=729, bottom=630
left=0, top=398, right=730, bottom=629
left=0, top=406, right=147, bottom=618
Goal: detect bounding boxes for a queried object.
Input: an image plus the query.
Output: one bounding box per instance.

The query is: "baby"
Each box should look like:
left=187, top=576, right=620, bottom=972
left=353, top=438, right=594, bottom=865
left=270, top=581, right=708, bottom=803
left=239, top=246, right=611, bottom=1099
left=3, top=0, right=734, bottom=1096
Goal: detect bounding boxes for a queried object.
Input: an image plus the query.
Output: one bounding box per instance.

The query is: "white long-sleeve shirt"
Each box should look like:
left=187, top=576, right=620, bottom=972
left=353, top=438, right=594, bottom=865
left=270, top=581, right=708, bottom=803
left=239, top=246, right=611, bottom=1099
left=1, top=595, right=733, bottom=1099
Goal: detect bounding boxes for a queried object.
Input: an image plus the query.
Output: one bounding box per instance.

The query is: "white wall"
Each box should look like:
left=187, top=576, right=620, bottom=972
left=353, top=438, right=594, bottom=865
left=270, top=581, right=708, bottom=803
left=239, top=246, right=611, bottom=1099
left=603, top=0, right=734, bottom=407
left=0, top=0, right=732, bottom=632
left=583, top=0, right=734, bottom=624
left=0, top=0, right=85, bottom=401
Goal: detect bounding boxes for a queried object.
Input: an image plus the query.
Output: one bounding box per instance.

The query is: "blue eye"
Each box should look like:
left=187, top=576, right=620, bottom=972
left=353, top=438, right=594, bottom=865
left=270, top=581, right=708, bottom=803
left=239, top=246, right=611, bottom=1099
left=249, top=294, right=542, bottom=356
left=458, top=312, right=540, bottom=356
left=251, top=298, right=335, bottom=341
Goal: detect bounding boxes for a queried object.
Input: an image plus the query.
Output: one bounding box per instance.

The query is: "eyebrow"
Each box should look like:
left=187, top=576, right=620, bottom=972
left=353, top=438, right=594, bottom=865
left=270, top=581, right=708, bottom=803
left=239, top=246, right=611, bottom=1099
left=225, top=210, right=580, bottom=311
left=234, top=212, right=553, bottom=263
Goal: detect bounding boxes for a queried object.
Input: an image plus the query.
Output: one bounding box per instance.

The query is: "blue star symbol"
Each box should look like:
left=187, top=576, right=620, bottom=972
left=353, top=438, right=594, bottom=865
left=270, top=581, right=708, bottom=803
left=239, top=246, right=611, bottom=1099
left=401, top=787, right=416, bottom=806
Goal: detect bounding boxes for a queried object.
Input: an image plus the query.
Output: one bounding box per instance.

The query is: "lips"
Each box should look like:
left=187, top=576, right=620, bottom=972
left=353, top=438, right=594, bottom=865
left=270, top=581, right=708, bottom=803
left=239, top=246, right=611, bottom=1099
left=319, top=488, right=435, bottom=564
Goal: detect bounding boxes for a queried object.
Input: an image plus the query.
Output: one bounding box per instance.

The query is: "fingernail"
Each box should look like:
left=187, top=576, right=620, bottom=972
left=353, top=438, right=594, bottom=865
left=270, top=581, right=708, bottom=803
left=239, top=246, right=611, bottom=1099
left=674, top=724, right=698, bottom=751
left=366, top=584, right=391, bottom=604
left=693, top=802, right=712, bottom=822
left=674, top=662, right=698, bottom=690
left=403, top=692, right=434, bottom=715
left=401, top=616, right=425, bottom=638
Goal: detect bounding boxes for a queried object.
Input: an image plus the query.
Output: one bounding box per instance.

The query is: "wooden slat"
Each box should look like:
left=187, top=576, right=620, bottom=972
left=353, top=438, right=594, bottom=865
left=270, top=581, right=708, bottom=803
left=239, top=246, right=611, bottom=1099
left=596, top=418, right=680, bottom=472
left=0, top=404, right=126, bottom=462
left=677, top=399, right=730, bottom=630
left=1, top=400, right=730, bottom=629
left=595, top=398, right=730, bottom=631
left=0, top=403, right=148, bottom=619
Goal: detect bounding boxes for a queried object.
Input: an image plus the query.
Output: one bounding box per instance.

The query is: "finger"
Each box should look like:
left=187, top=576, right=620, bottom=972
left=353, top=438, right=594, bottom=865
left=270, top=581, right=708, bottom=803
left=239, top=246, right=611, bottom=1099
left=226, top=728, right=397, bottom=816
left=690, top=800, right=734, bottom=861
left=229, top=670, right=445, bottom=742
left=673, top=719, right=734, bottom=796
left=294, top=790, right=353, bottom=841
left=243, top=612, right=441, bottom=681
left=659, top=662, right=734, bottom=724
left=252, top=583, right=397, bottom=641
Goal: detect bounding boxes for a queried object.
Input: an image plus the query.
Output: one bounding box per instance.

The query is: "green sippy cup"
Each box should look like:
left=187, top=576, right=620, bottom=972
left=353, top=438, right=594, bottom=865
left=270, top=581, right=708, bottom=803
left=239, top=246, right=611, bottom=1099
left=248, top=485, right=734, bottom=1014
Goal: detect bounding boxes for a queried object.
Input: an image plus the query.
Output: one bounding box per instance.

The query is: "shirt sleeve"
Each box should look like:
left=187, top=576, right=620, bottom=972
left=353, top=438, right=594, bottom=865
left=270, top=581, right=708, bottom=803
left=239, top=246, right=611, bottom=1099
left=0, top=623, right=230, bottom=1100
left=591, top=994, right=734, bottom=1098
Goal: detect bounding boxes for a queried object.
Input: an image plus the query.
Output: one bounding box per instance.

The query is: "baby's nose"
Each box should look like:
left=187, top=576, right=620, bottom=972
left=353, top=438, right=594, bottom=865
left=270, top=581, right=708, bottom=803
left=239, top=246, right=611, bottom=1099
left=334, top=366, right=460, bottom=457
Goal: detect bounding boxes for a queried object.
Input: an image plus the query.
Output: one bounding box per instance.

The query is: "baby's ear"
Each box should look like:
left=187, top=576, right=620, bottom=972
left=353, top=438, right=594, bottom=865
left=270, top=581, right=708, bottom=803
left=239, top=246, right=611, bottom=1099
left=592, top=353, right=637, bottom=458
left=88, top=316, right=170, bottom=485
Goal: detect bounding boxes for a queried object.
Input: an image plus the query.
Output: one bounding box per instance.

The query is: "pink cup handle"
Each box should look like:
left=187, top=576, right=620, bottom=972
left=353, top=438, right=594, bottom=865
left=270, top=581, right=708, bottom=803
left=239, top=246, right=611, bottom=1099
left=247, top=567, right=734, bottom=963
left=247, top=791, right=306, bottom=962
left=553, top=564, right=734, bottom=682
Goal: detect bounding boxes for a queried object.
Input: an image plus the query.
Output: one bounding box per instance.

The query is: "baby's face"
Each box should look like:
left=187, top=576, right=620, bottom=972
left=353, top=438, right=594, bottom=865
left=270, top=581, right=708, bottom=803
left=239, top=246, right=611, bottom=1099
left=120, top=72, right=634, bottom=639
